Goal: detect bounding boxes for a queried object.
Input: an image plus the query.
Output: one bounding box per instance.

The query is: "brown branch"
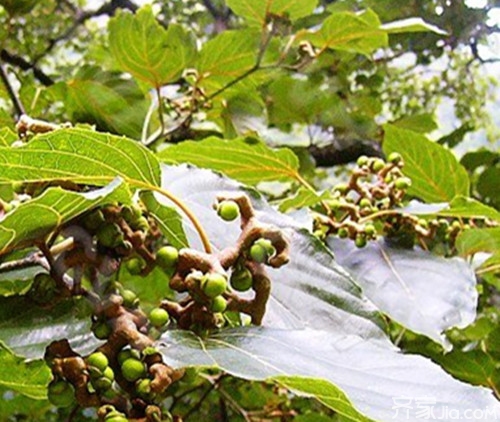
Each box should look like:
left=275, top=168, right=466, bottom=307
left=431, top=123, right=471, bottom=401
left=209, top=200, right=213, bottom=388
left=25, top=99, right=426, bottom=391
left=0, top=49, right=54, bottom=86
left=0, top=63, right=25, bottom=118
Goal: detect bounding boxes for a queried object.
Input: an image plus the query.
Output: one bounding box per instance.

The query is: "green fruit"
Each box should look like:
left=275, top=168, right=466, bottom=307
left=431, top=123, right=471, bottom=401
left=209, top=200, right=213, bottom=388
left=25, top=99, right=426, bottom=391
left=121, top=358, right=146, bottom=382
left=230, top=268, right=253, bottom=292
left=156, top=246, right=179, bottom=269
left=136, top=378, right=152, bottom=398
left=326, top=199, right=341, bottom=211
left=87, top=352, right=109, bottom=372
left=117, top=348, right=140, bottom=366
left=371, top=158, right=385, bottom=172
left=333, top=183, right=349, bottom=194
left=359, top=198, right=371, bottom=208
left=121, top=289, right=139, bottom=308
left=394, top=177, right=411, bottom=189
left=105, top=415, right=128, bottom=422
left=131, top=216, right=149, bottom=232
left=93, top=376, right=113, bottom=391
left=249, top=243, right=267, bottom=263
left=122, top=204, right=142, bottom=223
left=217, top=200, right=240, bottom=222
left=418, top=219, right=428, bottom=228
left=357, top=155, right=369, bottom=167
left=92, top=322, right=111, bottom=340
left=97, top=223, right=124, bottom=248
left=84, top=209, right=105, bottom=231
left=103, top=366, right=115, bottom=381
left=364, top=224, right=376, bottom=236
left=125, top=257, right=146, bottom=275
left=48, top=379, right=75, bottom=408
left=210, top=296, right=227, bottom=313
left=355, top=235, right=367, bottom=248
left=202, top=273, right=227, bottom=298
left=338, top=228, right=349, bottom=238
left=149, top=308, right=170, bottom=328
left=256, top=238, right=276, bottom=256
left=387, top=152, right=402, bottom=164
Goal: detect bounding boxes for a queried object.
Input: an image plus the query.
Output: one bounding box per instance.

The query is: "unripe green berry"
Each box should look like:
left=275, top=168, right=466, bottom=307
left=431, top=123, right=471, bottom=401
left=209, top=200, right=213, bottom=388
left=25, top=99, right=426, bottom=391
left=93, top=376, right=113, bottom=391
left=326, top=199, right=341, bottom=211
left=122, top=204, right=142, bottom=223
left=359, top=198, right=371, bottom=208
left=217, top=200, right=240, bottom=222
left=357, top=155, right=369, bottom=167
left=387, top=152, right=402, bottom=164
left=103, top=366, right=115, bottom=381
left=333, top=183, right=349, bottom=194
left=84, top=209, right=105, bottom=231
left=255, top=238, right=276, bottom=258
left=131, top=216, right=149, bottom=232
left=92, top=322, right=111, bottom=340
left=105, top=415, right=128, bottom=422
left=87, top=352, right=109, bottom=372
left=371, top=158, right=385, bottom=172
left=121, top=289, right=139, bottom=308
left=97, top=223, right=124, bottom=248
left=394, top=177, right=412, bottom=189
left=210, top=295, right=227, bottom=313
left=121, top=358, right=146, bottom=382
left=338, top=227, right=349, bottom=238
left=202, top=273, right=227, bottom=298
left=418, top=219, right=428, bottom=229
left=364, top=224, right=376, bottom=236
left=230, top=268, right=253, bottom=292
left=249, top=243, right=267, bottom=263
left=136, top=378, right=152, bottom=398
left=355, top=235, right=367, bottom=248
left=125, top=257, right=146, bottom=275
left=149, top=308, right=170, bottom=328
left=156, top=246, right=179, bottom=270
left=48, top=379, right=75, bottom=408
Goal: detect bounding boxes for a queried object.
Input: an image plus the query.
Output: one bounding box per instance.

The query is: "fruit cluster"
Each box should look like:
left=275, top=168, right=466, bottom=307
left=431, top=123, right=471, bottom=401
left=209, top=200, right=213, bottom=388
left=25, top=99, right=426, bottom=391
left=39, top=192, right=289, bottom=420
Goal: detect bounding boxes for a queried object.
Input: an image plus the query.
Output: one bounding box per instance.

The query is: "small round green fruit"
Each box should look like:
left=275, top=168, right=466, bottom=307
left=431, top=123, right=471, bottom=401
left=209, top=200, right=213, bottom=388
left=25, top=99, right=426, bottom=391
left=122, top=204, right=142, bottom=223
left=84, top=209, right=105, bottom=231
left=121, top=289, right=139, bottom=308
left=121, top=358, right=146, bottom=382
left=136, top=378, right=152, bottom=398
left=338, top=228, right=349, bottom=238
left=333, top=183, right=349, bottom=194
left=103, top=366, right=115, bottom=381
left=255, top=238, right=276, bottom=257
left=87, top=352, right=109, bottom=372
left=394, top=177, right=412, bottom=190
left=125, top=257, right=146, bottom=275
left=210, top=296, right=227, bottom=313
left=156, top=246, right=179, bottom=270
left=93, top=376, right=113, bottom=391
left=230, top=268, right=253, bottom=292
left=357, top=155, right=369, bottom=167
left=92, top=322, right=111, bottom=340
left=149, top=308, right=170, bottom=328
left=387, top=152, right=402, bottom=164
left=359, top=198, right=371, bottom=208
left=48, top=379, right=75, bottom=408
left=217, top=200, right=240, bottom=222
left=371, top=158, right=385, bottom=172
left=105, top=415, right=128, bottom=422
left=355, top=235, right=367, bottom=248
left=249, top=243, right=267, bottom=263
left=364, top=224, right=376, bottom=236
left=97, top=223, right=124, bottom=248
left=202, top=273, right=227, bottom=298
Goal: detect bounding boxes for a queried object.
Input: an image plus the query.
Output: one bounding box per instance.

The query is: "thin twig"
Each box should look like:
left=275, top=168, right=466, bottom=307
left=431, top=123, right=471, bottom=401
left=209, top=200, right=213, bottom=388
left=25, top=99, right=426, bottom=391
left=0, top=63, right=25, bottom=118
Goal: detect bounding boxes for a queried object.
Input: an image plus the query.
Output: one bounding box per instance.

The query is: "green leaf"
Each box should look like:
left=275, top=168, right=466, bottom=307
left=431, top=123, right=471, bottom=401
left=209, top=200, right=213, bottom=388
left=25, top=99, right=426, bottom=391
left=226, top=0, right=318, bottom=27
left=304, top=9, right=387, bottom=56
left=383, top=125, right=470, bottom=202
left=108, top=6, right=196, bottom=88
left=0, top=127, right=17, bottom=146
left=0, top=387, right=52, bottom=419
left=55, top=66, right=149, bottom=139
left=157, top=327, right=500, bottom=422
left=0, top=179, right=129, bottom=256
left=0, top=128, right=160, bottom=187
left=273, top=377, right=371, bottom=422
left=0, top=296, right=100, bottom=360
left=461, top=149, right=499, bottom=172
left=438, top=197, right=500, bottom=221
left=279, top=187, right=329, bottom=212
left=140, top=191, right=188, bottom=249
left=391, top=113, right=438, bottom=134
left=159, top=137, right=301, bottom=185
left=456, top=227, right=500, bottom=257
left=197, top=30, right=269, bottom=95
left=381, top=17, right=447, bottom=35
left=0, top=349, right=50, bottom=399
left=328, top=238, right=477, bottom=348
left=0, top=265, right=39, bottom=296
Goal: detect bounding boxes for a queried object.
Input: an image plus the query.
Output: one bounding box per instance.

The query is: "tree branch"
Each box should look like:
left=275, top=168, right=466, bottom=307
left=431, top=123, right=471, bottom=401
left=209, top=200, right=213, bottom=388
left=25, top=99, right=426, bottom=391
left=308, top=140, right=383, bottom=167
left=0, top=63, right=25, bottom=118
left=0, top=49, right=54, bottom=86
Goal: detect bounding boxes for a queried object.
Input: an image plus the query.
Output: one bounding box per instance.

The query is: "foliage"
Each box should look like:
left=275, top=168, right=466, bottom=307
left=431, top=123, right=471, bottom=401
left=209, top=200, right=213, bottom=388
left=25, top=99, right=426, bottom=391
left=0, top=0, right=499, bottom=421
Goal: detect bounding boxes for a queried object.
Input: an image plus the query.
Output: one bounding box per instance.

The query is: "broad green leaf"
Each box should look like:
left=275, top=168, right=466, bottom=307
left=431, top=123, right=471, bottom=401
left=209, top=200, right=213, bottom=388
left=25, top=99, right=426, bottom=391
left=381, top=17, right=447, bottom=35
left=391, top=113, right=438, bottom=134
left=456, top=228, right=500, bottom=258
left=438, top=197, right=500, bottom=221
left=0, top=128, right=160, bottom=187
left=159, top=164, right=385, bottom=337
left=226, top=0, right=318, bottom=27
left=383, top=125, right=470, bottom=203
left=55, top=66, right=149, bottom=139
left=108, top=6, right=196, bottom=88
left=478, top=166, right=500, bottom=208
left=328, top=238, right=477, bottom=348
left=0, top=388, right=52, bottom=418
left=0, top=349, right=50, bottom=399
left=159, top=137, right=301, bottom=186
left=461, top=149, right=499, bottom=172
left=0, top=179, right=129, bottom=256
left=0, top=127, right=17, bottom=146
left=157, top=327, right=500, bottom=422
left=140, top=191, right=188, bottom=249
left=0, top=266, right=39, bottom=296
left=279, top=187, right=329, bottom=212
left=0, top=296, right=100, bottom=359
left=303, top=9, right=387, bottom=56
left=197, top=30, right=273, bottom=95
